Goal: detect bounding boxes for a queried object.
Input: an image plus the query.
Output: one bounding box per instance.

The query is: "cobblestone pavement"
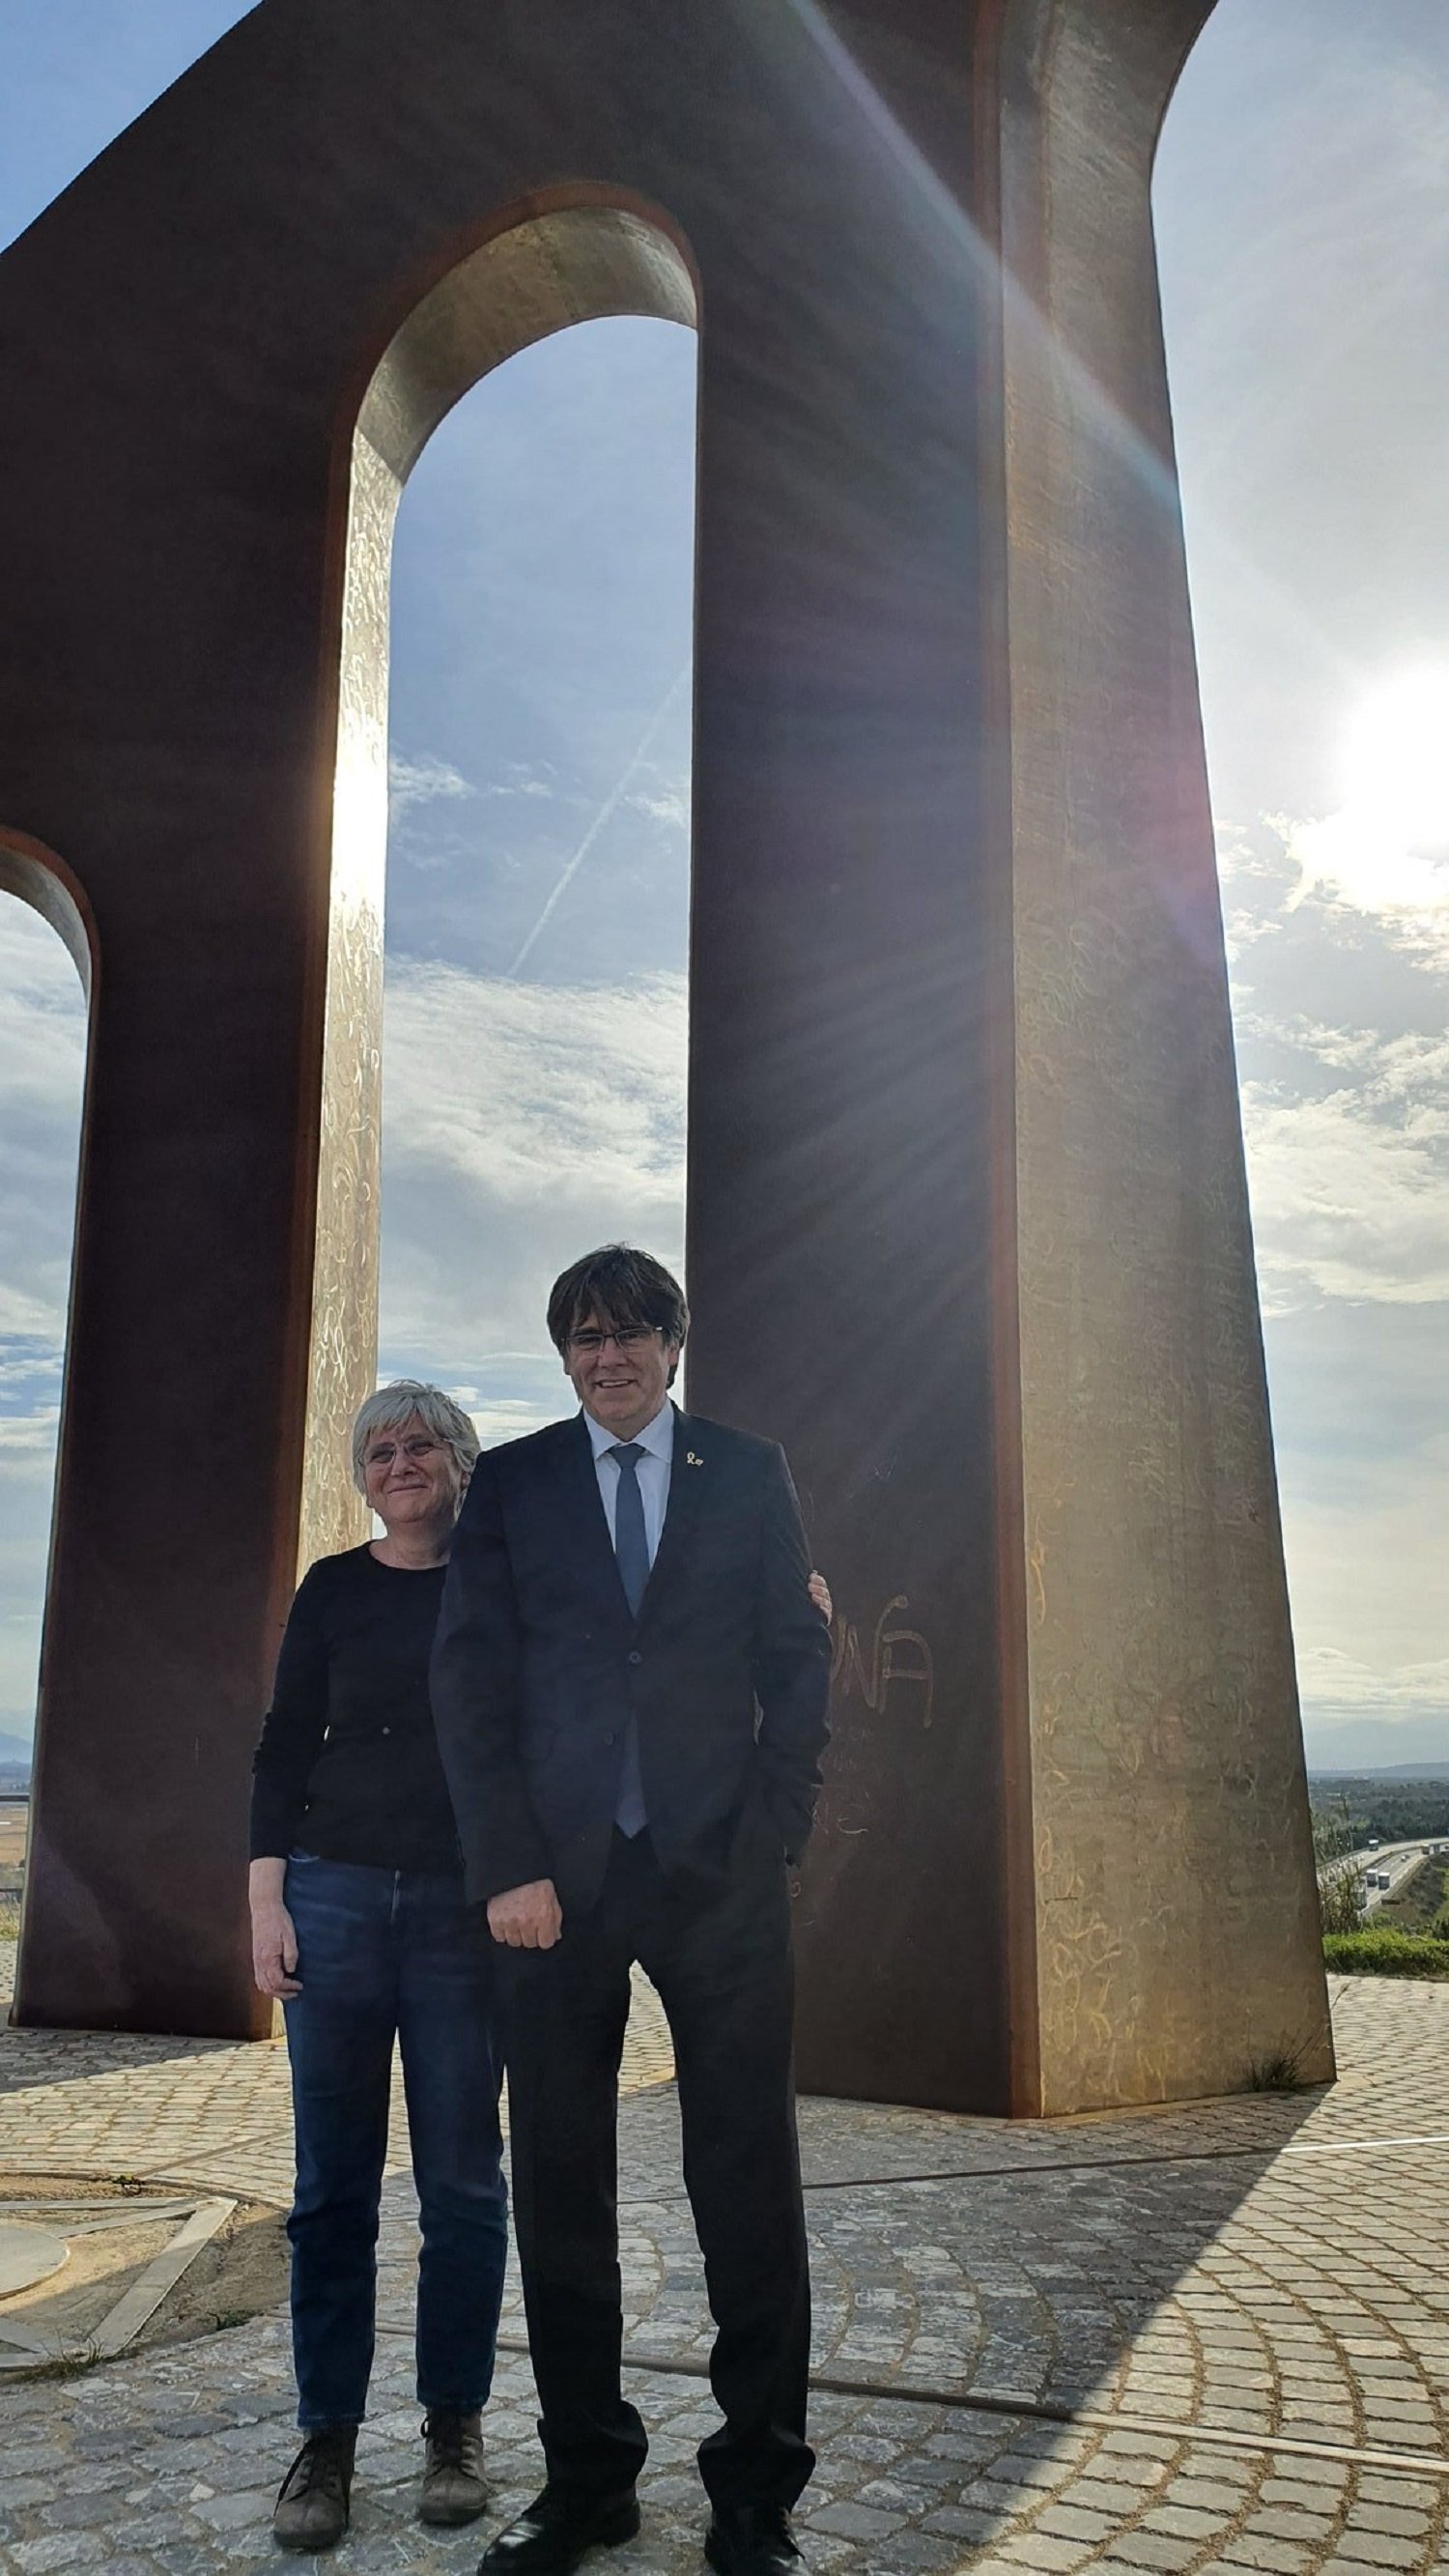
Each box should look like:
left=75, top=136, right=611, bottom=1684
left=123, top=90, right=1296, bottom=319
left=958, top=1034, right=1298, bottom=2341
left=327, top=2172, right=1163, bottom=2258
left=0, top=1950, right=674, bottom=2202
left=3, top=1974, right=1449, bottom=2576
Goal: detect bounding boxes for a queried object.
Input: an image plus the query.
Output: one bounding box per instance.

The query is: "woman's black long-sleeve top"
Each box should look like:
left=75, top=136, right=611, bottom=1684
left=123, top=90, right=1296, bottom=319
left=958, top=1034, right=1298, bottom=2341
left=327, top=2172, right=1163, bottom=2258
left=249, top=1544, right=461, bottom=1873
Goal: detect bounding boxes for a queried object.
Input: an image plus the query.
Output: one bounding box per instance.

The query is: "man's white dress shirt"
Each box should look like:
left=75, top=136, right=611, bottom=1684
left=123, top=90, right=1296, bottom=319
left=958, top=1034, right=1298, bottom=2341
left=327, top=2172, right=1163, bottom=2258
left=584, top=1399, right=674, bottom=1570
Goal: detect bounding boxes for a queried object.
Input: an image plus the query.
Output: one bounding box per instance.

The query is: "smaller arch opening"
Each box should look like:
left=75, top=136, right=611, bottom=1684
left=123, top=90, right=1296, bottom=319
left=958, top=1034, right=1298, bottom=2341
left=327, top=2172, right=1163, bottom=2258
left=0, top=838, right=93, bottom=1976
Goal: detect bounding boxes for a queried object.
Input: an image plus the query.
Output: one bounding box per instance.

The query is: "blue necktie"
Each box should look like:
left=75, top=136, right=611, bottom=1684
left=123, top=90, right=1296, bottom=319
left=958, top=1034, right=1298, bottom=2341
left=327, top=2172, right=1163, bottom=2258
left=609, top=1444, right=649, bottom=1835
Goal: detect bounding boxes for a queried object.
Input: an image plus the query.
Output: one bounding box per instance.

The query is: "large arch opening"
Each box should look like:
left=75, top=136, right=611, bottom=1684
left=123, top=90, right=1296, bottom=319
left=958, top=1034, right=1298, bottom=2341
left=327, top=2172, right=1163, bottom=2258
left=0, top=839, right=91, bottom=1994
left=1155, top=1, right=1449, bottom=1785
left=300, top=205, right=697, bottom=1563
left=376, top=310, right=696, bottom=1442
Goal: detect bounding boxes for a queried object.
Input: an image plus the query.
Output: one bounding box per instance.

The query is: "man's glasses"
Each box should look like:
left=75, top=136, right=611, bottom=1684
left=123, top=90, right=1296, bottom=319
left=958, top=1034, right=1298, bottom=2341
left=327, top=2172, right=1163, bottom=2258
left=567, top=1325, right=659, bottom=1356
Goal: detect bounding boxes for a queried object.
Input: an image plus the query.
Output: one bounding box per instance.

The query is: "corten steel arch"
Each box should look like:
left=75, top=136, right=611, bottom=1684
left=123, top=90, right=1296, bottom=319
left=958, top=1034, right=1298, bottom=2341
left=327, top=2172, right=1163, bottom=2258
left=0, top=0, right=1331, bottom=2108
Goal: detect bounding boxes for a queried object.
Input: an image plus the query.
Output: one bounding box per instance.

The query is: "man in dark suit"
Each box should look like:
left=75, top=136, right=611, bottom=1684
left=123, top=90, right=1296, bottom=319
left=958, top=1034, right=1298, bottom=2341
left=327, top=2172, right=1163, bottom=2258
left=431, top=1245, right=832, bottom=2576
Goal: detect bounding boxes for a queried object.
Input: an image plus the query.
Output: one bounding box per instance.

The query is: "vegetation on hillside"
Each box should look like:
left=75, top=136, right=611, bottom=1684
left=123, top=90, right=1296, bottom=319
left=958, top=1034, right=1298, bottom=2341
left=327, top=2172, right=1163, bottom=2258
left=1309, top=1778, right=1449, bottom=1848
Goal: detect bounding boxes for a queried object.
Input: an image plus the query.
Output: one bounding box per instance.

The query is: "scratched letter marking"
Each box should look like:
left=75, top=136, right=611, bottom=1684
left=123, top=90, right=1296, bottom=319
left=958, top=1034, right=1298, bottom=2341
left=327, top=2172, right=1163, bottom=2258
left=831, top=1596, right=935, bottom=1730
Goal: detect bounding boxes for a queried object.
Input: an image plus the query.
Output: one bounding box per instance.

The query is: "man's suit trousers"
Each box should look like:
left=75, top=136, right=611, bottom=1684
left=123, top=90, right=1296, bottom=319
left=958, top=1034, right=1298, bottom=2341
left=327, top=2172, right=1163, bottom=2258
left=497, top=1827, right=813, bottom=2509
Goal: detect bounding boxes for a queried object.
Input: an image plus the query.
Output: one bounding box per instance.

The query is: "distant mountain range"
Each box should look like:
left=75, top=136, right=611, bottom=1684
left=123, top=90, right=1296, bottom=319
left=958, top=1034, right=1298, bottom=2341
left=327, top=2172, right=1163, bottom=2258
left=1309, top=1761, right=1449, bottom=1781
left=0, top=1731, right=33, bottom=1775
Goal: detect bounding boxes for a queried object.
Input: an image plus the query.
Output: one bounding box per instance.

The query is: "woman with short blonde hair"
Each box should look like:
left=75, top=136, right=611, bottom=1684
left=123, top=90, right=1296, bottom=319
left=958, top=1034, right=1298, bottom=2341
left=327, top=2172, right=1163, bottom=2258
left=250, top=1382, right=502, bottom=2552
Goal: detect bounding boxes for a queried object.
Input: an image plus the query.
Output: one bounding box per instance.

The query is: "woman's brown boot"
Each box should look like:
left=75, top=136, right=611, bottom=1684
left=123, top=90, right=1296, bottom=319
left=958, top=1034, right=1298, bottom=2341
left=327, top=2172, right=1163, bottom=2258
left=419, top=2409, right=489, bottom=2525
left=271, top=2424, right=356, bottom=2550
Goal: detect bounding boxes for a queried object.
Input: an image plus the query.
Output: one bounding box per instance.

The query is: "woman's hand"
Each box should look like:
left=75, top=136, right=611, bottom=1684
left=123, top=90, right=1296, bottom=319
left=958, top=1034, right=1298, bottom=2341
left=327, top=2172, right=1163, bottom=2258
left=808, top=1568, right=833, bottom=1625
left=249, top=1857, right=302, bottom=1998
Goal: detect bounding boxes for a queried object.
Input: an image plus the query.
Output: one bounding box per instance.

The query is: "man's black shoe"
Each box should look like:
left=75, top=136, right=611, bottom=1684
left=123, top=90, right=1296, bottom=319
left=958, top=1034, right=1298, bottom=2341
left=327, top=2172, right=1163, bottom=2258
left=477, top=2484, right=640, bottom=2573
left=704, top=2503, right=804, bottom=2574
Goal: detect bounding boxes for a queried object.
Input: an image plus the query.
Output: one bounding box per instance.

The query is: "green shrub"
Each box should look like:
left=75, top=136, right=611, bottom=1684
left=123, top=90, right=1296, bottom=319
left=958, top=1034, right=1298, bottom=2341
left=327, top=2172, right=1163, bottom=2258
left=1318, top=1868, right=1366, bottom=1935
left=1322, top=1928, right=1449, bottom=1980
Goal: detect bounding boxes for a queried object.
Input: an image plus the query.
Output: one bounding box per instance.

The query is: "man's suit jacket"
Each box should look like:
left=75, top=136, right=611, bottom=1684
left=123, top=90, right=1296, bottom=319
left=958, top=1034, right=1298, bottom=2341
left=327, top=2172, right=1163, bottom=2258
left=430, top=1405, right=832, bottom=1914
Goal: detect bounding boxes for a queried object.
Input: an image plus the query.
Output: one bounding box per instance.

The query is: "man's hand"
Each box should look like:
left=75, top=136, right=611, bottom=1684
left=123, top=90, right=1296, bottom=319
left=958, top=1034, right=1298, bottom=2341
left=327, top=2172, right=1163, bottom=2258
left=487, top=1877, right=563, bottom=1949
left=248, top=1858, right=301, bottom=1998
left=808, top=1568, right=833, bottom=1624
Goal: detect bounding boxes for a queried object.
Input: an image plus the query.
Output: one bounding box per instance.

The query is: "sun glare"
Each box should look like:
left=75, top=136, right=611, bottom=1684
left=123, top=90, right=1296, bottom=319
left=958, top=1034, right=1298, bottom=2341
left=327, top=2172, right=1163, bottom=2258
left=1341, top=668, right=1449, bottom=853
left=1293, top=667, right=1449, bottom=917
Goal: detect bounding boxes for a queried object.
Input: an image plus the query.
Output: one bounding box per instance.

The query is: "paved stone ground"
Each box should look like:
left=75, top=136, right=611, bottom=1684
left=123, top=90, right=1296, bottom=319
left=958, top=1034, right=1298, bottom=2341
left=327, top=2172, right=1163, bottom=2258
left=4, top=1966, right=1449, bottom=2576
left=0, top=1949, right=675, bottom=2206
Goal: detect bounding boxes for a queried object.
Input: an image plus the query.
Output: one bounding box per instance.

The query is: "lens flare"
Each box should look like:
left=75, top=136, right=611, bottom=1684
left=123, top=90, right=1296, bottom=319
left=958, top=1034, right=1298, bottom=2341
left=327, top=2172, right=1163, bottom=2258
left=1341, top=668, right=1449, bottom=855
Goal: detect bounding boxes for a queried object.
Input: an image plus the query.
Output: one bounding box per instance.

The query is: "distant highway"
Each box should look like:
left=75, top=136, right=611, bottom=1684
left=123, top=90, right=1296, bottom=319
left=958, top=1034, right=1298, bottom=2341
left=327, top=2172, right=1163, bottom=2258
left=1321, top=1838, right=1445, bottom=1915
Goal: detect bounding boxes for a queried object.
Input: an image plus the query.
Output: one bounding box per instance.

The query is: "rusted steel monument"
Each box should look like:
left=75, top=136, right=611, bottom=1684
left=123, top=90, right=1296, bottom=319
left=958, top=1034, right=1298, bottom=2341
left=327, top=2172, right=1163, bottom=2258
left=0, top=0, right=1331, bottom=2110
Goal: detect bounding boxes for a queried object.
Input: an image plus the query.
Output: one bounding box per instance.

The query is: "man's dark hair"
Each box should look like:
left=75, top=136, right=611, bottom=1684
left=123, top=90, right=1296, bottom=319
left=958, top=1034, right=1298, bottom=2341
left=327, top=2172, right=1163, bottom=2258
left=547, top=1245, right=689, bottom=1366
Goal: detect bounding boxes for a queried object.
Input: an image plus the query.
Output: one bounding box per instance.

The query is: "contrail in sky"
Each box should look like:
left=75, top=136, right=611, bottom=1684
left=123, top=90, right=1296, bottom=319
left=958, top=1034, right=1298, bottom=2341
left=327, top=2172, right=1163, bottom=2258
left=507, top=666, right=689, bottom=978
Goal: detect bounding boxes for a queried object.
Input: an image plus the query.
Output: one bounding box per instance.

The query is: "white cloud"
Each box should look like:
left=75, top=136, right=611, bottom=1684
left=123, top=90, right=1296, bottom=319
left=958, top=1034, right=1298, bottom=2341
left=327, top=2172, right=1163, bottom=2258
left=628, top=782, right=690, bottom=834
left=0, top=1406, right=60, bottom=1458
left=1242, top=1083, right=1449, bottom=1309
left=483, top=766, right=555, bottom=803
left=387, top=752, right=475, bottom=819
left=1216, top=834, right=1449, bottom=1314
left=1228, top=726, right=1449, bottom=974
left=384, top=960, right=686, bottom=1203
left=389, top=755, right=556, bottom=816
left=379, top=960, right=687, bottom=1379
left=1280, top=1424, right=1449, bottom=1710
left=457, top=1392, right=560, bottom=1447
left=1297, top=1647, right=1449, bottom=1772
left=0, top=1403, right=64, bottom=1735
left=1298, top=1645, right=1449, bottom=1720
left=0, top=901, right=85, bottom=1355
left=0, top=901, right=86, bottom=1737
left=1289, top=810, right=1449, bottom=922
left=0, top=1281, right=70, bottom=1340
left=1208, top=821, right=1449, bottom=1737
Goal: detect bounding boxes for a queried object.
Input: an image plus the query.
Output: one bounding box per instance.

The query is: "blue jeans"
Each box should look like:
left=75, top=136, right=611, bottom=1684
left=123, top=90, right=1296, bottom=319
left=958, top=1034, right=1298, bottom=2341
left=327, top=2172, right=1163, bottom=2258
left=282, top=1856, right=507, bottom=2428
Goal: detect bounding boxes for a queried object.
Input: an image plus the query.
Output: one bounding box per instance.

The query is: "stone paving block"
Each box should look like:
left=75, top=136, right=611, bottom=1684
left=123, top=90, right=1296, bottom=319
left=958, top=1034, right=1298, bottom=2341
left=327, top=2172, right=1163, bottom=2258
left=894, top=2451, right=973, bottom=2492
left=68, top=2561, right=156, bottom=2576
left=962, top=2476, right=1056, bottom=2518
left=1250, top=2507, right=1341, bottom=2541
left=862, top=2533, right=968, bottom=2572
left=1322, top=2561, right=1435, bottom=2576
left=1260, top=2477, right=1350, bottom=2507
left=856, top=2476, right=936, bottom=2513
left=1355, top=2483, right=1442, bottom=2514
left=79, top=2511, right=198, bottom=2550
left=1333, top=2533, right=1430, bottom=2569
left=992, top=2453, right=1080, bottom=2490
left=1036, top=2503, right=1122, bottom=2542
left=923, top=2504, right=1006, bottom=2540
left=993, top=2533, right=1092, bottom=2570
left=927, top=2423, right=1011, bottom=2462
left=1089, top=2449, right=1177, bottom=2489
left=10, top=2538, right=110, bottom=2572
left=807, top=2499, right=911, bottom=2540
left=1221, top=2537, right=1322, bottom=2573
left=1141, top=2503, right=1238, bottom=2540
left=1058, top=2476, right=1167, bottom=2516
left=1173, top=2476, right=1257, bottom=2510
left=1101, top=2533, right=1204, bottom=2571
left=1263, top=2453, right=1356, bottom=2486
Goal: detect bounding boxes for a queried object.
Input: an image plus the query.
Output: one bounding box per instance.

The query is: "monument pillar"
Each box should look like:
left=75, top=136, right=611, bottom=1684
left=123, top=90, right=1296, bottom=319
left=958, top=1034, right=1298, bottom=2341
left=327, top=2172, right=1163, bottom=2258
left=993, top=0, right=1332, bottom=2107
left=690, top=0, right=1332, bottom=2110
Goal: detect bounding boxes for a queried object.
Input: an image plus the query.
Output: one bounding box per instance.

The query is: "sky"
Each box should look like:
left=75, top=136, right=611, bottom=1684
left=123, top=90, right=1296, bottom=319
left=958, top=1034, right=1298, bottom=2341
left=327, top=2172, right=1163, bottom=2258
left=0, top=1, right=1446, bottom=1771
